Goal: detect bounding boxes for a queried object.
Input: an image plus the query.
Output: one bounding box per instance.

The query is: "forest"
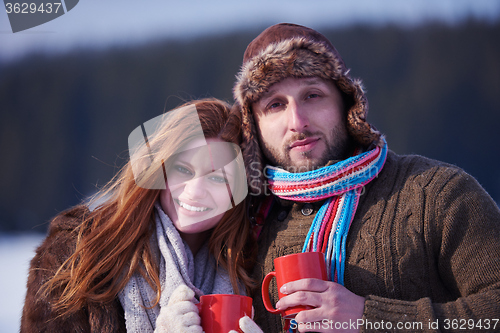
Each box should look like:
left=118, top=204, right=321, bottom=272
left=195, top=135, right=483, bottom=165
left=1, top=20, right=499, bottom=232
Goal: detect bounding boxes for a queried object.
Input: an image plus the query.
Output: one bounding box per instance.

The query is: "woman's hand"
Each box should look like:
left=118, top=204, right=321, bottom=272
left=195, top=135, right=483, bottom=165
left=229, top=315, right=263, bottom=333
left=155, top=284, right=202, bottom=333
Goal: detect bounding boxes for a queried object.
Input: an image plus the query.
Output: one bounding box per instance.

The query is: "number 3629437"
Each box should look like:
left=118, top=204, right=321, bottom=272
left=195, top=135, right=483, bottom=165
left=5, top=3, right=62, bottom=14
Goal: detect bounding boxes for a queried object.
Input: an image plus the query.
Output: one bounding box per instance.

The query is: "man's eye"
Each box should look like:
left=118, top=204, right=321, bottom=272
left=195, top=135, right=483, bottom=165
left=267, top=101, right=284, bottom=110
left=307, top=93, right=319, bottom=99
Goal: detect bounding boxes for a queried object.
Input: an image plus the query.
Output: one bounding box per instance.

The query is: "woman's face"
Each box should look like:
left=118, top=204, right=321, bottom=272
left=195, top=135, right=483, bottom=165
left=160, top=138, right=240, bottom=234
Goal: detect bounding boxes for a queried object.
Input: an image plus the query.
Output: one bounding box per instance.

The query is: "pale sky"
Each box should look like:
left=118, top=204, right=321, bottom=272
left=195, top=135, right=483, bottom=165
left=1, top=0, right=499, bottom=63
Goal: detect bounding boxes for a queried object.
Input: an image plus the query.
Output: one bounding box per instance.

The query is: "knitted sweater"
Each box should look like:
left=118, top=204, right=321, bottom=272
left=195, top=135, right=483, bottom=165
left=252, top=151, right=500, bottom=332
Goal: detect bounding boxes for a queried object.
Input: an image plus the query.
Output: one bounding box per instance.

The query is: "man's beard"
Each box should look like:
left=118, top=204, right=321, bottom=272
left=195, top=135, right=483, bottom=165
left=260, top=124, right=353, bottom=173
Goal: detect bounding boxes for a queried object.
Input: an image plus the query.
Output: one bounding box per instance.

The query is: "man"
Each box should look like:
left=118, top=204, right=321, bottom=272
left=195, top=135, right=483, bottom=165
left=233, top=23, right=500, bottom=332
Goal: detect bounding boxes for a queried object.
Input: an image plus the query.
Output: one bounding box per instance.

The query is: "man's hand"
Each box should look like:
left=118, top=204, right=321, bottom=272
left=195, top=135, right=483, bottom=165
left=275, top=278, right=364, bottom=333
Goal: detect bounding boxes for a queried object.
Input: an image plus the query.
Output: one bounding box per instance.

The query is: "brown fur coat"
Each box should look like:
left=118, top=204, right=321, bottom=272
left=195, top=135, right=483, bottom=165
left=20, top=206, right=126, bottom=333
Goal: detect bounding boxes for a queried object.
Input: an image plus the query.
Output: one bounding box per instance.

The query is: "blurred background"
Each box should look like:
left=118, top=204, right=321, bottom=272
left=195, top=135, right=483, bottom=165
left=1, top=0, right=499, bottom=332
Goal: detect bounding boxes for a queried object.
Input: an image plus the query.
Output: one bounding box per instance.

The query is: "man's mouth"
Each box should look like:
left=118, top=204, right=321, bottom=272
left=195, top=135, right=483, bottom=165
left=289, top=137, right=319, bottom=151
left=175, top=199, right=211, bottom=212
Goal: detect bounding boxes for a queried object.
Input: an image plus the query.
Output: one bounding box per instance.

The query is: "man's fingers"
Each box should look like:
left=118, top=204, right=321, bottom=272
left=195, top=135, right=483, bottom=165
left=276, top=291, right=321, bottom=310
left=294, top=307, right=328, bottom=327
left=280, top=278, right=329, bottom=294
left=276, top=280, right=340, bottom=311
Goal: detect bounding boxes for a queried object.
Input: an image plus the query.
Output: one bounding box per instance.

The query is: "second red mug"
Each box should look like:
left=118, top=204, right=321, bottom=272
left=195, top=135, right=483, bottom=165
left=261, top=251, right=327, bottom=319
left=196, top=294, right=252, bottom=333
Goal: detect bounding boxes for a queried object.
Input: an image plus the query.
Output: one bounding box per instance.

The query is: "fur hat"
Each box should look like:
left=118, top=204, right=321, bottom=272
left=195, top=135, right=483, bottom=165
left=233, top=23, right=382, bottom=195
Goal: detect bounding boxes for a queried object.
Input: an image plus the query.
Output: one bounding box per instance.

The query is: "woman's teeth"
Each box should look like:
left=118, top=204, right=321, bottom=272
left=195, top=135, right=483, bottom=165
left=178, top=200, right=210, bottom=212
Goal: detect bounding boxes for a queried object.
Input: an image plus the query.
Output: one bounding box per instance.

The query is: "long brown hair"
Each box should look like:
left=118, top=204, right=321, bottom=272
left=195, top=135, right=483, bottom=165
left=42, top=98, right=254, bottom=316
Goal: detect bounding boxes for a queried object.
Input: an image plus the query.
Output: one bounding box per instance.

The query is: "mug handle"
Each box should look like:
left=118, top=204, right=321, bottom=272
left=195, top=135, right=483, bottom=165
left=261, top=271, right=281, bottom=314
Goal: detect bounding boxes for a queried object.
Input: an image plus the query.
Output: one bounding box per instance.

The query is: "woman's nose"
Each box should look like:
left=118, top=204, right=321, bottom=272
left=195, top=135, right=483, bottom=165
left=183, top=176, right=207, bottom=199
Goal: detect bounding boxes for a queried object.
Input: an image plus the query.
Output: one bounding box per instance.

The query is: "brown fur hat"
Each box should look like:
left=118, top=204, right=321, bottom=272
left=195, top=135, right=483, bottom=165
left=233, top=23, right=382, bottom=195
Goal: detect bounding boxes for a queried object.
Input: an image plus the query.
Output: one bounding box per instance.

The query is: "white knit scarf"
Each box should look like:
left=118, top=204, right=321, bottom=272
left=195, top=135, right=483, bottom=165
left=118, top=203, right=235, bottom=333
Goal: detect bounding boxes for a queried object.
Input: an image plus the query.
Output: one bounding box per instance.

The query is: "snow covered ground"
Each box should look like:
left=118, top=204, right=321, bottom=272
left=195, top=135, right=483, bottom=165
left=0, top=233, right=45, bottom=333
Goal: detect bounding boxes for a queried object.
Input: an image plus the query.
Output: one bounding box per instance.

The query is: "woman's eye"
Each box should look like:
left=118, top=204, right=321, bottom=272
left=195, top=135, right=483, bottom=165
left=174, top=165, right=192, bottom=175
left=307, top=93, right=320, bottom=99
left=208, top=175, right=228, bottom=184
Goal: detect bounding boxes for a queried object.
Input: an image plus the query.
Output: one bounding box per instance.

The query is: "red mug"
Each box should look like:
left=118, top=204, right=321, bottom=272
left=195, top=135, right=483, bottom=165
left=261, top=252, right=327, bottom=319
left=196, top=294, right=252, bottom=333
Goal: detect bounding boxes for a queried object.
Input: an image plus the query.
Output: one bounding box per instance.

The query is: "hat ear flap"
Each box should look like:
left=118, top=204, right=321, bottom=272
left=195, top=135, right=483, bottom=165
left=338, top=77, right=382, bottom=147
left=239, top=102, right=265, bottom=196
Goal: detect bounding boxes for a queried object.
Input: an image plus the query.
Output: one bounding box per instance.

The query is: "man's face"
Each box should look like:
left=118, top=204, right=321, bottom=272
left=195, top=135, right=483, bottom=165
left=252, top=77, right=351, bottom=172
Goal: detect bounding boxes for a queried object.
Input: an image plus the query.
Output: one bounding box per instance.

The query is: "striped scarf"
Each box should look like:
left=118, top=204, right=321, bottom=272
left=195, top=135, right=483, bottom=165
left=266, top=138, right=387, bottom=285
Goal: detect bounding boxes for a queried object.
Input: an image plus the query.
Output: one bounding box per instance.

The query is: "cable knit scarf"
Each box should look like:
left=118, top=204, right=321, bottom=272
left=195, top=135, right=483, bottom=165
left=118, top=203, right=235, bottom=333
left=266, top=139, right=387, bottom=285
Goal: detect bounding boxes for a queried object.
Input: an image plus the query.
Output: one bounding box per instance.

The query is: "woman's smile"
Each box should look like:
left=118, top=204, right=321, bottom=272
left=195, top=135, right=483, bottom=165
left=175, top=198, right=211, bottom=213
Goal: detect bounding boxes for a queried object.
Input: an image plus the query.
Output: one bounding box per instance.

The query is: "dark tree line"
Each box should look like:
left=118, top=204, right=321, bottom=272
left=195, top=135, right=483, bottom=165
left=1, top=20, right=499, bottom=232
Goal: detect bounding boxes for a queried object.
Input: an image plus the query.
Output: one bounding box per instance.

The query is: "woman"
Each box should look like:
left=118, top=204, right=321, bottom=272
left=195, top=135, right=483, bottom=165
left=21, top=98, right=256, bottom=333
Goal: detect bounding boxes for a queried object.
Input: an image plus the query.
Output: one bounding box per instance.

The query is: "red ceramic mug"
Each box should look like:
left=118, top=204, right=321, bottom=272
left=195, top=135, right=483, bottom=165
left=261, top=252, right=327, bottom=319
left=196, top=294, right=252, bottom=333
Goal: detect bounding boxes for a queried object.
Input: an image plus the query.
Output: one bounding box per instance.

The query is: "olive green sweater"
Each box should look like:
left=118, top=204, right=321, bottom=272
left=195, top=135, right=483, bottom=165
left=252, top=151, right=500, bottom=332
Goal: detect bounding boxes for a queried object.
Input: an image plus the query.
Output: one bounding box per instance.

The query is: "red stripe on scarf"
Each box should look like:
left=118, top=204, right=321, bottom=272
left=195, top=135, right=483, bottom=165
left=270, top=152, right=379, bottom=193
left=320, top=197, right=340, bottom=253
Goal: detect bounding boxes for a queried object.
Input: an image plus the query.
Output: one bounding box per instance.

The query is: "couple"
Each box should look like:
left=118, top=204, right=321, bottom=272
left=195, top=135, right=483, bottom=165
left=21, top=23, right=500, bottom=333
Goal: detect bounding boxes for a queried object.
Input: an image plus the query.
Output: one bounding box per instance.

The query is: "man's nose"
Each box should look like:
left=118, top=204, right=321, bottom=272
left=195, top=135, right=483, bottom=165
left=183, top=176, right=207, bottom=199
left=287, top=99, right=309, bottom=132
